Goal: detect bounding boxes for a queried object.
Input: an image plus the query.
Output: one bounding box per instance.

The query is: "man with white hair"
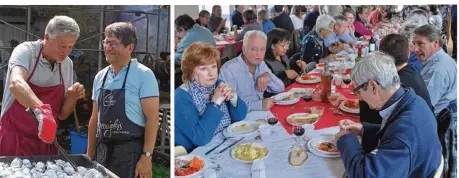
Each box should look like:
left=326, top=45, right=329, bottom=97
left=0, top=16, right=85, bottom=156
left=219, top=30, right=284, bottom=112
left=325, top=15, right=357, bottom=53
left=336, top=52, right=442, bottom=178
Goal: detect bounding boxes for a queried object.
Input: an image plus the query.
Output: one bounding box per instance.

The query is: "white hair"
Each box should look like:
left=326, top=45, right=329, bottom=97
left=242, top=30, right=267, bottom=49
left=399, top=14, right=428, bottom=43
left=351, top=51, right=400, bottom=91
left=315, top=15, right=336, bottom=33
left=45, top=16, right=80, bottom=39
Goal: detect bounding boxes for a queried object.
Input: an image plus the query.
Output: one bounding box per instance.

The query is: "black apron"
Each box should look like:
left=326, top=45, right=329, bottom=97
left=95, top=61, right=145, bottom=178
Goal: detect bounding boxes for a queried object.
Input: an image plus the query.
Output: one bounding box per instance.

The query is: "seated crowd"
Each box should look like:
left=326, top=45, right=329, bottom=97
left=174, top=5, right=457, bottom=178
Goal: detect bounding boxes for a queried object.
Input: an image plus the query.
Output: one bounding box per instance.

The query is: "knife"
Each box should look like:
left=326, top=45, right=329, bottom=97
left=205, top=137, right=229, bottom=155
left=27, top=108, right=79, bottom=171
left=218, top=137, right=245, bottom=154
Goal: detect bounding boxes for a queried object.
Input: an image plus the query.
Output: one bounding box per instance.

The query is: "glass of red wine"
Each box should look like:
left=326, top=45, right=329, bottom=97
left=267, top=115, right=279, bottom=136
left=342, top=75, right=351, bottom=88
left=292, top=125, right=305, bottom=145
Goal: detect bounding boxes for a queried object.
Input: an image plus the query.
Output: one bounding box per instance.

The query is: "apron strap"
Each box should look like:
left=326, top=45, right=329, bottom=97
left=27, top=46, right=43, bottom=82
left=27, top=46, right=64, bottom=85
left=122, top=61, right=131, bottom=89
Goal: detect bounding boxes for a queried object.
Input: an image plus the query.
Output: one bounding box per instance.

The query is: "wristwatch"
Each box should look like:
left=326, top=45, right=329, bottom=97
left=142, top=152, right=153, bottom=157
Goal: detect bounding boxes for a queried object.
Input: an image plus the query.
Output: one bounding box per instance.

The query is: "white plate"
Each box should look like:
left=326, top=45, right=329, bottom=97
left=308, top=135, right=340, bottom=155
left=231, top=142, right=269, bottom=164
left=223, top=121, right=259, bottom=138
left=307, top=137, right=340, bottom=158
left=295, top=75, right=321, bottom=84
left=175, top=155, right=209, bottom=178
left=286, top=113, right=320, bottom=126
left=339, top=100, right=360, bottom=114
left=271, top=92, right=300, bottom=105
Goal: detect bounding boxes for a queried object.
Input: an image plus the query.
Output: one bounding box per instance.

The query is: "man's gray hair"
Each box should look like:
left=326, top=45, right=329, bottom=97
left=315, top=15, right=336, bottom=33
left=351, top=51, right=400, bottom=91
left=257, top=9, right=269, bottom=21
left=242, top=30, right=267, bottom=49
left=334, top=15, right=348, bottom=24
left=45, top=16, right=80, bottom=39
left=414, top=24, right=444, bottom=46
left=399, top=14, right=428, bottom=43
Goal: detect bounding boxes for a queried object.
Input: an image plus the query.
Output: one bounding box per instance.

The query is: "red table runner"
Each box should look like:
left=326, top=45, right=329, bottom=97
left=270, top=70, right=360, bottom=134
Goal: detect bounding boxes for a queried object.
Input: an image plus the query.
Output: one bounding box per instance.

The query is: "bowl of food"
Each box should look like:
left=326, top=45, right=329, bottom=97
left=175, top=155, right=207, bottom=177
left=231, top=142, right=269, bottom=163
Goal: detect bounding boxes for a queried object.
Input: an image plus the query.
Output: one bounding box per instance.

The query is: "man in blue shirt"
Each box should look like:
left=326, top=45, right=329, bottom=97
left=87, top=22, right=160, bottom=178
left=220, top=30, right=285, bottom=112
left=413, top=24, right=457, bottom=178
left=231, top=5, right=244, bottom=30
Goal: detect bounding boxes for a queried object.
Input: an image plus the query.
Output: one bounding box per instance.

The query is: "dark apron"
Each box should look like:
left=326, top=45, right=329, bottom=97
left=95, top=61, right=145, bottom=178
left=0, top=46, right=64, bottom=156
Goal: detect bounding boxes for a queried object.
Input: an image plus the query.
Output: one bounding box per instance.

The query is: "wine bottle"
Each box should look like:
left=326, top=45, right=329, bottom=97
left=320, top=61, right=332, bottom=103
left=369, top=36, right=376, bottom=52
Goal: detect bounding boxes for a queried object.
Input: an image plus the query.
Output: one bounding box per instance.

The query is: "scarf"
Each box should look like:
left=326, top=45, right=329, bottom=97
left=188, top=80, right=231, bottom=134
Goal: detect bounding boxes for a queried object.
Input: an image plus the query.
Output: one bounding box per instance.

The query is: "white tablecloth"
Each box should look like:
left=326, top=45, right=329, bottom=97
left=189, top=111, right=346, bottom=178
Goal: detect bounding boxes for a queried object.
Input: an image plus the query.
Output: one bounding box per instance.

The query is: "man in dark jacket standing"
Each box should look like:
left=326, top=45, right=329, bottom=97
left=335, top=52, right=442, bottom=178
left=231, top=5, right=244, bottom=30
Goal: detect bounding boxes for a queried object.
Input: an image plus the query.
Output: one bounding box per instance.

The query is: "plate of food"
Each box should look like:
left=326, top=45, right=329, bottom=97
left=307, top=136, right=340, bottom=158
left=288, top=88, right=314, bottom=97
left=296, top=74, right=321, bottom=84
left=339, top=99, right=360, bottom=114
left=175, top=155, right=208, bottom=177
left=271, top=92, right=300, bottom=105
left=231, top=142, right=269, bottom=163
left=286, top=113, right=320, bottom=126
left=223, top=121, right=259, bottom=138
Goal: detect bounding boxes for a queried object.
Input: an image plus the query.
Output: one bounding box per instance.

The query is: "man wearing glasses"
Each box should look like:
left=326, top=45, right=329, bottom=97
left=86, top=22, right=159, bottom=178
left=219, top=30, right=284, bottom=112
left=335, top=52, right=442, bottom=177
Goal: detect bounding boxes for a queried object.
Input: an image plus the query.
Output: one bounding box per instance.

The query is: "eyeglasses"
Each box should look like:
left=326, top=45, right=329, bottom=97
left=276, top=41, right=291, bottom=49
left=352, top=80, right=380, bottom=93
left=101, top=40, right=122, bottom=48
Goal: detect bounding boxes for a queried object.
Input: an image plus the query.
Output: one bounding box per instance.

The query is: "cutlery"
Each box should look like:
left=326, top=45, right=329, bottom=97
left=218, top=137, right=245, bottom=153
left=205, top=137, right=229, bottom=155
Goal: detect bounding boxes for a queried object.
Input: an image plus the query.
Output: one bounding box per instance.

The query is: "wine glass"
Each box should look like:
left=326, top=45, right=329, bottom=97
left=293, top=125, right=305, bottom=146
left=342, top=75, right=351, bottom=89
left=267, top=114, right=279, bottom=136
left=310, top=106, right=325, bottom=117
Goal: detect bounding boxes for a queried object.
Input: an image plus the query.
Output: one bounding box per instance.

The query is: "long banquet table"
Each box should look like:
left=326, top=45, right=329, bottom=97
left=188, top=57, right=361, bottom=177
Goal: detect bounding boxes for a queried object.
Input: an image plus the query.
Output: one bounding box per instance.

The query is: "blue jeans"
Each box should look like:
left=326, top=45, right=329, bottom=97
left=445, top=101, right=457, bottom=178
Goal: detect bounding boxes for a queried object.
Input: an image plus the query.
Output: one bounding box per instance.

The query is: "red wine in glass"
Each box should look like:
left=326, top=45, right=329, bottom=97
left=267, top=117, right=278, bottom=125
left=343, top=78, right=351, bottom=85
left=293, top=127, right=305, bottom=137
